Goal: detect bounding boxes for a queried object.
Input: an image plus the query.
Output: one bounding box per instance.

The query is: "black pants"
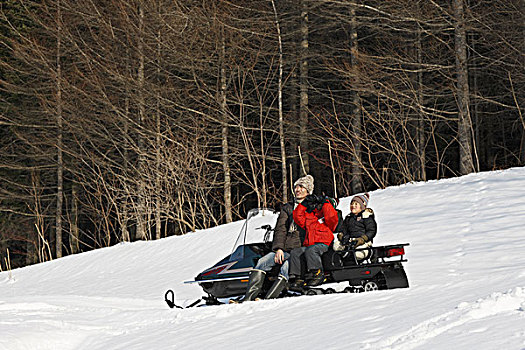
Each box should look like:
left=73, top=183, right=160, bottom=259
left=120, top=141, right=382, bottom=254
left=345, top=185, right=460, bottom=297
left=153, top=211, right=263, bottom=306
left=288, top=244, right=329, bottom=278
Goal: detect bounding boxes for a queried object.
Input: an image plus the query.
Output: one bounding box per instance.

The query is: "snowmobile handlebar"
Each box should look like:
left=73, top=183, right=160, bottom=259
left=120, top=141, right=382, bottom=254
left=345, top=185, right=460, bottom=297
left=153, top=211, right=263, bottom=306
left=257, top=225, right=274, bottom=243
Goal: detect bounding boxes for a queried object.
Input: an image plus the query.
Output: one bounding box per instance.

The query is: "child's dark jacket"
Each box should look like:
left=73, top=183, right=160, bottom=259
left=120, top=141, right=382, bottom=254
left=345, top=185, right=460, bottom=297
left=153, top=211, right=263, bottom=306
left=341, top=208, right=377, bottom=242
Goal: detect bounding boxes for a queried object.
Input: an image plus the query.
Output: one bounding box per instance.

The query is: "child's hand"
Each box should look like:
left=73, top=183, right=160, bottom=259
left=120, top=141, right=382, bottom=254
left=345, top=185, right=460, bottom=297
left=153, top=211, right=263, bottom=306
left=354, top=235, right=368, bottom=247
left=301, top=195, right=318, bottom=213
left=340, top=234, right=350, bottom=246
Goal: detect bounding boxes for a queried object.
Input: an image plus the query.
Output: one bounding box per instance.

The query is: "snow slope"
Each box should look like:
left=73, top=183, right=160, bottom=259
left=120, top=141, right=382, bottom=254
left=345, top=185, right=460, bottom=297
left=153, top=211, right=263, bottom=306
left=1, top=168, right=525, bottom=350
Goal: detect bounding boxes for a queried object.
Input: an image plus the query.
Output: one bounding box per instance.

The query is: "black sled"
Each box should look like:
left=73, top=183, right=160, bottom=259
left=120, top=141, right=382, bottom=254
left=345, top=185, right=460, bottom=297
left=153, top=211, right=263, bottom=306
left=291, top=242, right=410, bottom=296
left=166, top=207, right=409, bottom=307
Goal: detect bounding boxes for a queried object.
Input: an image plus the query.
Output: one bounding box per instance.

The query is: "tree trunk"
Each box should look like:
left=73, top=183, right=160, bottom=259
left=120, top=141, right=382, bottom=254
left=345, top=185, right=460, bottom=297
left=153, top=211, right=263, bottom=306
left=290, top=68, right=299, bottom=183
left=1, top=235, right=7, bottom=270
left=520, top=129, right=525, bottom=165
left=415, top=20, right=426, bottom=181
left=453, top=0, right=475, bottom=175
left=349, top=4, right=363, bottom=193
left=70, top=181, right=79, bottom=253
left=220, top=26, right=232, bottom=223
left=155, top=2, right=162, bottom=240
left=521, top=1, right=525, bottom=164
left=271, top=0, right=288, bottom=203
left=260, top=111, right=267, bottom=209
left=136, top=3, right=147, bottom=239
left=299, top=0, right=309, bottom=174
left=469, top=28, right=480, bottom=171
left=121, top=46, right=131, bottom=242
left=55, top=0, right=63, bottom=258
left=26, top=231, right=36, bottom=265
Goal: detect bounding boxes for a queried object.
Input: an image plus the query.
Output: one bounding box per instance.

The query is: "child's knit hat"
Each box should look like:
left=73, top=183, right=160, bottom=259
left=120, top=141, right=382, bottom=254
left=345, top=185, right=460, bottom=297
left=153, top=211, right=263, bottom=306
left=351, top=193, right=370, bottom=210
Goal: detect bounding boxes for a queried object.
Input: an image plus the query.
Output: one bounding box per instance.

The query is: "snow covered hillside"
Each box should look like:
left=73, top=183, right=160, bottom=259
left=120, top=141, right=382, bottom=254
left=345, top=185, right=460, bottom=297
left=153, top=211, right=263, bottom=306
left=1, top=168, right=525, bottom=350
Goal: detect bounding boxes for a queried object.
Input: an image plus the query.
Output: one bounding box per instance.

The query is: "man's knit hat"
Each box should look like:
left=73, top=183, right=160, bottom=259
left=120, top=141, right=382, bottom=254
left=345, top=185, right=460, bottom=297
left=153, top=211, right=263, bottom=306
left=294, top=174, right=314, bottom=194
left=351, top=193, right=370, bottom=210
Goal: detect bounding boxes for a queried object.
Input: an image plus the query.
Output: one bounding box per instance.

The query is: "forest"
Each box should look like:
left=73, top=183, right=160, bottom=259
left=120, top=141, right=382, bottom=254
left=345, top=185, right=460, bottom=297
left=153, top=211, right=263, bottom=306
left=0, top=0, right=523, bottom=270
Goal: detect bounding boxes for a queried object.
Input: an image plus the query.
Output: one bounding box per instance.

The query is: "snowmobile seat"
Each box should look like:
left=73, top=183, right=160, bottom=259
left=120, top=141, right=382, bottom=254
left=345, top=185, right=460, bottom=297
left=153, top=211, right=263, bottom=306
left=322, top=248, right=343, bottom=271
left=342, top=248, right=371, bottom=265
left=354, top=243, right=373, bottom=262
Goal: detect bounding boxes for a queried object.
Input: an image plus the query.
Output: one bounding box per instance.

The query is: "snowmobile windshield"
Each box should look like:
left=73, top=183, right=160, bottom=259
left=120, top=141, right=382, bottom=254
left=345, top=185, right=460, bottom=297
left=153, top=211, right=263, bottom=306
left=229, top=208, right=278, bottom=262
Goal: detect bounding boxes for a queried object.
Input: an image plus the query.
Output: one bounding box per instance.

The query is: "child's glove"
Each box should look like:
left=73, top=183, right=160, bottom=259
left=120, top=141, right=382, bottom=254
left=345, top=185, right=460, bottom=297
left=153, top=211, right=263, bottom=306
left=354, top=235, right=368, bottom=247
left=340, top=234, right=351, bottom=246
left=301, top=195, right=318, bottom=213
left=302, top=194, right=329, bottom=212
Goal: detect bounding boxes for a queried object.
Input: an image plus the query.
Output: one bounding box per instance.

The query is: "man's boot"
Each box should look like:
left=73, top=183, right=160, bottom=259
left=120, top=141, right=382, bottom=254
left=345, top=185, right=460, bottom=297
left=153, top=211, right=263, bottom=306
left=264, top=276, right=287, bottom=299
left=288, top=278, right=306, bottom=291
left=306, top=269, right=324, bottom=286
left=243, top=269, right=266, bottom=302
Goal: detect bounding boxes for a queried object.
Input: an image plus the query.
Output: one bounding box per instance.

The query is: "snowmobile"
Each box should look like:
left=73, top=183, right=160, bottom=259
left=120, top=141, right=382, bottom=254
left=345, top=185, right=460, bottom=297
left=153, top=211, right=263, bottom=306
left=165, top=207, right=409, bottom=308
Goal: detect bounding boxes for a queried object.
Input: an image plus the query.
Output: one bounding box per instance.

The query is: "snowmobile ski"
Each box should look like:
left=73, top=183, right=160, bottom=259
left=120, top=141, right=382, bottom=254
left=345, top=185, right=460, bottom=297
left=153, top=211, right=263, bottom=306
left=164, top=289, right=202, bottom=309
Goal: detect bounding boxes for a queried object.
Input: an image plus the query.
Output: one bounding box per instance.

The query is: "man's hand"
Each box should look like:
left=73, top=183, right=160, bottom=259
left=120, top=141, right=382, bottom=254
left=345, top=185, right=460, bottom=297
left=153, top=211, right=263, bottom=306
left=274, top=249, right=285, bottom=264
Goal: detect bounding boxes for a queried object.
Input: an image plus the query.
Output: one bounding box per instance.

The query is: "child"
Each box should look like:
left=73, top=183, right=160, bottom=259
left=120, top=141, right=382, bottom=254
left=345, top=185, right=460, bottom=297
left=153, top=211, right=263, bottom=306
left=338, top=193, right=377, bottom=260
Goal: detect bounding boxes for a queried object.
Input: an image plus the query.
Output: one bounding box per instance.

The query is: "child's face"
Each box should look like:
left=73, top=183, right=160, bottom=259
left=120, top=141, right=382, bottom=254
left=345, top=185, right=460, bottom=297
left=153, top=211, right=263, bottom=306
left=350, top=200, right=362, bottom=214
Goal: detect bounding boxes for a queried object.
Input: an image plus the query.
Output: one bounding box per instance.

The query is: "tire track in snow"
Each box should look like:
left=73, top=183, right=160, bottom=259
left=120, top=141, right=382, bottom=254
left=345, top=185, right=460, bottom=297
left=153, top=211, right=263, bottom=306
left=362, top=287, right=525, bottom=350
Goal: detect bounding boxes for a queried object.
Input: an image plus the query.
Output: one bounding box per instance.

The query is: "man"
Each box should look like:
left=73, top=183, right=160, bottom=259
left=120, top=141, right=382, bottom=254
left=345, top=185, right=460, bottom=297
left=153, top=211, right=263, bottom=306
left=236, top=175, right=314, bottom=302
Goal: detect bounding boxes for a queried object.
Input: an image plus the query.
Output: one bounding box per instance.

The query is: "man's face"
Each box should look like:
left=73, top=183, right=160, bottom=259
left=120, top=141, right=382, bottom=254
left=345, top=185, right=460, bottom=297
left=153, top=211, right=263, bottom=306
left=350, top=200, right=362, bottom=214
left=294, top=185, right=308, bottom=200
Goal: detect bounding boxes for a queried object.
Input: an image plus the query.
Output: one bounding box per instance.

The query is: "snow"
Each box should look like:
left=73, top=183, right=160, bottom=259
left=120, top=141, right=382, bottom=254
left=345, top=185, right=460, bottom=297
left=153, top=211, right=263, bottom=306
left=2, top=167, right=525, bottom=349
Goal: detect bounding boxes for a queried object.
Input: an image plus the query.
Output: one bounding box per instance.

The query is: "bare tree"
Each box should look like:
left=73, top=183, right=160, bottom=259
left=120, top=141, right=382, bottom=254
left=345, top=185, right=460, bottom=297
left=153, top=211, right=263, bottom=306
left=348, top=2, right=364, bottom=193
left=271, top=0, right=288, bottom=203
left=299, top=0, right=310, bottom=174
left=55, top=0, right=64, bottom=257
left=219, top=23, right=233, bottom=223
left=453, top=0, right=475, bottom=175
